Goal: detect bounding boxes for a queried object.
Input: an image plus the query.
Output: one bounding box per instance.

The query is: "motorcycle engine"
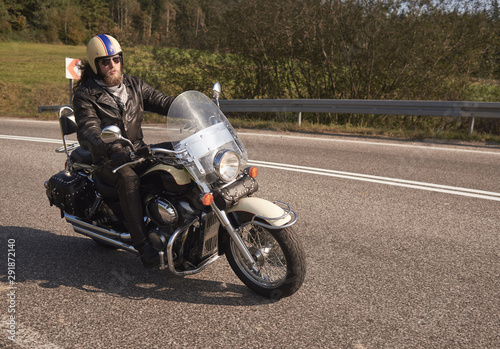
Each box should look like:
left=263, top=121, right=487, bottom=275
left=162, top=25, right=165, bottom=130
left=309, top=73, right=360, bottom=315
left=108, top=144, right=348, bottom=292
left=146, top=197, right=178, bottom=227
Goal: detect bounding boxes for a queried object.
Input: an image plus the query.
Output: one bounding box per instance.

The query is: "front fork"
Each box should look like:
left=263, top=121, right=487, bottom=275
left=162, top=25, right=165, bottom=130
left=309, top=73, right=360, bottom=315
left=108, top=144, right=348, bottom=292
left=211, top=203, right=258, bottom=270
left=189, top=170, right=258, bottom=269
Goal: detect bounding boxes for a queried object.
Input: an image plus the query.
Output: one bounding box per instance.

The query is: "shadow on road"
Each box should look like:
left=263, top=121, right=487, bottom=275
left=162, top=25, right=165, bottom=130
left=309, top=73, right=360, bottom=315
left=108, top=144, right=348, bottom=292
left=0, top=226, right=274, bottom=306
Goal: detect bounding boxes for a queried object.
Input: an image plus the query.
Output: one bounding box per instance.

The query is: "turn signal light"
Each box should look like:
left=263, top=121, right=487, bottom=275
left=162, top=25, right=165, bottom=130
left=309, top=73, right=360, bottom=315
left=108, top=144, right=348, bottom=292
left=202, top=193, right=214, bottom=206
left=247, top=166, right=258, bottom=178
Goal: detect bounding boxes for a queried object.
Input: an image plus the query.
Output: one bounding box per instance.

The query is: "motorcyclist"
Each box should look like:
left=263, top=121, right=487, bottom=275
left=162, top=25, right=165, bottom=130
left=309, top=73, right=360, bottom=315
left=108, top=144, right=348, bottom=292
left=73, top=34, right=174, bottom=268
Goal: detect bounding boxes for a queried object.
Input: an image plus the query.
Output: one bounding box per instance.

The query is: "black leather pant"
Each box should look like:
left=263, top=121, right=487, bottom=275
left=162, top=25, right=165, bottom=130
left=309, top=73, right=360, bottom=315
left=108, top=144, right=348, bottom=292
left=97, top=165, right=145, bottom=245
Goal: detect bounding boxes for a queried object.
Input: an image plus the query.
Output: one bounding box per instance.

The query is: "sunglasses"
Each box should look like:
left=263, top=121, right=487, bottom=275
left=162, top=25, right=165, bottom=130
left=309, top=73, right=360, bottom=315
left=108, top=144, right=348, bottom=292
left=99, top=55, right=121, bottom=67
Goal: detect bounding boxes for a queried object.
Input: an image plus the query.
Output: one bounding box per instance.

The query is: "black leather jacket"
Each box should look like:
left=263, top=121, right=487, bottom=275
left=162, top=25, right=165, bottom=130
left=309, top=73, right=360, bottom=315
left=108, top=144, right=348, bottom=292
left=73, top=74, right=174, bottom=160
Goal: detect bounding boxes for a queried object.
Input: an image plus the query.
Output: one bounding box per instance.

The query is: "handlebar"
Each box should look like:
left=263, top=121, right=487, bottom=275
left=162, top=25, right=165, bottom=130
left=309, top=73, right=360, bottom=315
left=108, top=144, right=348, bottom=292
left=151, top=148, right=185, bottom=156
left=111, top=147, right=186, bottom=173
left=111, top=158, right=145, bottom=174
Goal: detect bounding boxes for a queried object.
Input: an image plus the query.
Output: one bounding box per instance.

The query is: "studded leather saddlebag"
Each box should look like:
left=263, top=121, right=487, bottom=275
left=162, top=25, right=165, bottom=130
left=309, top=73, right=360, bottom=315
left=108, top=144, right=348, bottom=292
left=46, top=171, right=94, bottom=216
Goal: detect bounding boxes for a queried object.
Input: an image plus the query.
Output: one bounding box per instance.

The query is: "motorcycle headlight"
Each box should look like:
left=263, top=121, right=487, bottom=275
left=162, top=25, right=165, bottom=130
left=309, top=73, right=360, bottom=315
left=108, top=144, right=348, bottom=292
left=214, top=150, right=240, bottom=182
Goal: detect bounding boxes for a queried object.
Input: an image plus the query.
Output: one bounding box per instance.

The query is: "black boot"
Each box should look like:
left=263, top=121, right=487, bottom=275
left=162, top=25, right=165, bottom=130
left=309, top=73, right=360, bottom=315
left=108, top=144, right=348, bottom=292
left=125, top=220, right=161, bottom=268
left=135, top=240, right=162, bottom=269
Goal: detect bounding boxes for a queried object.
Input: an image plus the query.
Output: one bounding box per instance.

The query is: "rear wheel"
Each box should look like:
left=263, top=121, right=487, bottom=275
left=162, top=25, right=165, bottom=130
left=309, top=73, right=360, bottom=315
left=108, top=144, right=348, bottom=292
left=225, top=215, right=306, bottom=300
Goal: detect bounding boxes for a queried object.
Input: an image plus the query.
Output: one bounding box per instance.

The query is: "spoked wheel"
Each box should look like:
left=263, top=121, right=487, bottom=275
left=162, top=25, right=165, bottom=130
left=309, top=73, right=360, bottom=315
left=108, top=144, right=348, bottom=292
left=225, top=215, right=306, bottom=300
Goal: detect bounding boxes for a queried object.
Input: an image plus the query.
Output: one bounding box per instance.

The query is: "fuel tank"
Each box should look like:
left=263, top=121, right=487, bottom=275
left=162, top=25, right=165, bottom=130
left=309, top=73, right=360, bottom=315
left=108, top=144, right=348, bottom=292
left=140, top=164, right=192, bottom=195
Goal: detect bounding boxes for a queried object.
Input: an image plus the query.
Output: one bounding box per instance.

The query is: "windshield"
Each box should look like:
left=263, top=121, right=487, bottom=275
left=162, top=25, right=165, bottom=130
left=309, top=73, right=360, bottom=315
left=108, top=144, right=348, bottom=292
left=166, top=91, right=247, bottom=185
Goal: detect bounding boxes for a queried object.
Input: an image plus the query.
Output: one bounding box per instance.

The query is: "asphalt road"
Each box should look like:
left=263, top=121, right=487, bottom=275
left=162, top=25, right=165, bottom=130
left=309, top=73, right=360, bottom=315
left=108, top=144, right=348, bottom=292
left=1, top=118, right=499, bottom=348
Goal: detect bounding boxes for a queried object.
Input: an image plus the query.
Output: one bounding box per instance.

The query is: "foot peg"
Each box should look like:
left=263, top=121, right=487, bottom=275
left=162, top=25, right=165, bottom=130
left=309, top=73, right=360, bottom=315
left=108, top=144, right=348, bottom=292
left=158, top=251, right=166, bottom=270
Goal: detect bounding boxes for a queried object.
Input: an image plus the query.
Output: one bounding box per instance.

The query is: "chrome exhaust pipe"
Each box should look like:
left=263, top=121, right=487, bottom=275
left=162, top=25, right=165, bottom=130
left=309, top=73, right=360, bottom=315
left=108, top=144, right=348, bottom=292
left=65, top=214, right=131, bottom=240
left=64, top=214, right=138, bottom=255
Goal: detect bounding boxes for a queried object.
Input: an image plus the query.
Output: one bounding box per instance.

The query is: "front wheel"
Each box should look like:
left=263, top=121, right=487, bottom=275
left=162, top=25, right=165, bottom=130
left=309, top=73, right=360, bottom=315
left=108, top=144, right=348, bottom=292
left=225, top=215, right=306, bottom=300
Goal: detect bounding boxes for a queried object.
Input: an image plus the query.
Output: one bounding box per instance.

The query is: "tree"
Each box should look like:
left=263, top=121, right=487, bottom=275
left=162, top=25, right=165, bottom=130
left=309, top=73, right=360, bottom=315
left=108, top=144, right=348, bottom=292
left=80, top=0, right=115, bottom=39
left=110, top=0, right=140, bottom=39
left=1, top=0, right=28, bottom=33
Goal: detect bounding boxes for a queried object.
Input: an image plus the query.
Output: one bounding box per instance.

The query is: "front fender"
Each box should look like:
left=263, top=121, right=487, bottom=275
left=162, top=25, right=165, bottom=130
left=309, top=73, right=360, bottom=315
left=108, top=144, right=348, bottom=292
left=226, top=197, right=294, bottom=227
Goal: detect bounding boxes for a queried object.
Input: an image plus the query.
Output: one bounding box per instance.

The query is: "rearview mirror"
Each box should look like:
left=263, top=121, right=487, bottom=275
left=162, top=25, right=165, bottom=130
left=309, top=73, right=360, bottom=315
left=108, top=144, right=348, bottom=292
left=101, top=125, right=134, bottom=148
left=212, top=82, right=221, bottom=99
left=101, top=125, right=122, bottom=143
left=213, top=82, right=221, bottom=107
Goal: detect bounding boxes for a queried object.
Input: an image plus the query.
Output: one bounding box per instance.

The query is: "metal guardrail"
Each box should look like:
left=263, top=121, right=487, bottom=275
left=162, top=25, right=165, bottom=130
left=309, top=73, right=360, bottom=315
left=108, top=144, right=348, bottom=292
left=39, top=99, right=500, bottom=134
left=38, top=105, right=71, bottom=113
left=219, top=99, right=500, bottom=134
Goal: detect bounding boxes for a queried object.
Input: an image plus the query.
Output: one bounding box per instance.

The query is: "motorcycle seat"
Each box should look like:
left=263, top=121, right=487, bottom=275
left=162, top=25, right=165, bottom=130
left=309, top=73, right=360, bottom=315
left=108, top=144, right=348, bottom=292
left=70, top=147, right=93, bottom=165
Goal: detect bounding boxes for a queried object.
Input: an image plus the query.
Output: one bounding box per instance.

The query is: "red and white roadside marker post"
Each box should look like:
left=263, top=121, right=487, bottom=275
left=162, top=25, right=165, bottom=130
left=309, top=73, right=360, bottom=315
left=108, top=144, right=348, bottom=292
left=65, top=58, right=81, bottom=104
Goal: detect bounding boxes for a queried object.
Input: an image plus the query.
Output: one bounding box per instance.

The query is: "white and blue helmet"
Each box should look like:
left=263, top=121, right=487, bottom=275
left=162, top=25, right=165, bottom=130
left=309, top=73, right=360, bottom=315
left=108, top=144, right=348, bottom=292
left=86, top=34, right=122, bottom=75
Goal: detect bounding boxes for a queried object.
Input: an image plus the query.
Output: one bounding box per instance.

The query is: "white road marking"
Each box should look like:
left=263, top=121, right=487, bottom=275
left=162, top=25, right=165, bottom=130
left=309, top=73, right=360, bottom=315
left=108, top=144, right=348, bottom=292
left=2, top=134, right=500, bottom=201
left=0, top=135, right=64, bottom=144
left=249, top=160, right=500, bottom=202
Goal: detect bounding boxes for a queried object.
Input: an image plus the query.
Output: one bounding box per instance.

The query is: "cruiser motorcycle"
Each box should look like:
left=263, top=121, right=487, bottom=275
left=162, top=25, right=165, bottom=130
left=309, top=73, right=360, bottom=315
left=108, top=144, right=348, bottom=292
left=45, top=83, right=306, bottom=299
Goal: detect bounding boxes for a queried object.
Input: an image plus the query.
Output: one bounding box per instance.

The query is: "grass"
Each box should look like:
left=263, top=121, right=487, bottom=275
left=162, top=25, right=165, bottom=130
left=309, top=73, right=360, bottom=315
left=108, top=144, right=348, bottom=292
left=0, top=41, right=86, bottom=118
left=1, top=41, right=499, bottom=143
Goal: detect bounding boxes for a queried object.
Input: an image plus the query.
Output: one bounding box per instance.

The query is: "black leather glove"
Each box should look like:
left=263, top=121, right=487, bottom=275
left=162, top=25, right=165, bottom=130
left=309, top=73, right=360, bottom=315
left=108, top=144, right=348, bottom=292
left=110, top=151, right=131, bottom=166
left=107, top=143, right=131, bottom=166
left=135, top=144, right=152, bottom=158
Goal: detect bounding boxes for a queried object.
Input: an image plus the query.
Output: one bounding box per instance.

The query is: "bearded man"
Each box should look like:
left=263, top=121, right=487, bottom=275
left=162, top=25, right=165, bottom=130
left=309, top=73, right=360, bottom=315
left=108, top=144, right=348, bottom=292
left=73, top=34, right=175, bottom=268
